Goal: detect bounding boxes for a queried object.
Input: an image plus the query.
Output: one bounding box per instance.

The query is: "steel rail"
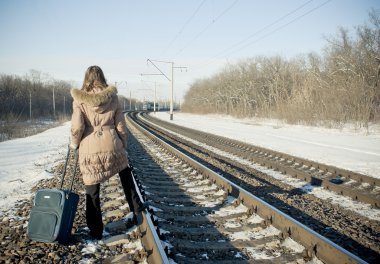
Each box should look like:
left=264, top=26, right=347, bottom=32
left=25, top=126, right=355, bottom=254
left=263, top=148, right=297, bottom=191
left=129, top=130, right=170, bottom=264
left=137, top=211, right=169, bottom=264
left=142, top=112, right=380, bottom=208
left=129, top=112, right=368, bottom=264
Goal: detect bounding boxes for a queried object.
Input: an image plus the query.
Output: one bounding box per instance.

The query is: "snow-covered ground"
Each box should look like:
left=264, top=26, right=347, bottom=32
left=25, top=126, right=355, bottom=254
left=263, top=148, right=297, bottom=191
left=0, top=112, right=378, bottom=263
left=154, top=112, right=380, bottom=179
left=0, top=122, right=70, bottom=213
left=148, top=112, right=380, bottom=221
left=1, top=113, right=379, bottom=221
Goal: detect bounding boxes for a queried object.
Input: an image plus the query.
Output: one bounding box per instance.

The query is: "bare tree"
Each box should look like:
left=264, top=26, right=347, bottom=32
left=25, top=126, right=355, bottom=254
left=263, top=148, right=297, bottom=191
left=182, top=10, right=380, bottom=128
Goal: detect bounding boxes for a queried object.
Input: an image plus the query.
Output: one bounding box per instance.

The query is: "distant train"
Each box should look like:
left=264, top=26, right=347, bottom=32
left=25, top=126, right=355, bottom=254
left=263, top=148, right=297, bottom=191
left=142, top=102, right=156, bottom=111
left=142, top=101, right=179, bottom=112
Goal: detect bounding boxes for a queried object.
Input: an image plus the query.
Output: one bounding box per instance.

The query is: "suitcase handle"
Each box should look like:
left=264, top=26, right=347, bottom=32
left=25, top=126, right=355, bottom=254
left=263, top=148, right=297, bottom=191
left=60, top=145, right=79, bottom=191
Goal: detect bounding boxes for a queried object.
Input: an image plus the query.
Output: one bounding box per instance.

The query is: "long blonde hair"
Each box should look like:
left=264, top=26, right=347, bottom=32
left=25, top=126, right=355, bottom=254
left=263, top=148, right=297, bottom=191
left=82, top=65, right=108, bottom=92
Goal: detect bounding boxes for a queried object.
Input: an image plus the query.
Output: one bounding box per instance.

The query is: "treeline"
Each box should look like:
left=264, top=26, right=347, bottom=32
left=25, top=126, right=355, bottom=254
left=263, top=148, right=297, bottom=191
left=182, top=10, right=380, bottom=127
left=0, top=70, right=73, bottom=121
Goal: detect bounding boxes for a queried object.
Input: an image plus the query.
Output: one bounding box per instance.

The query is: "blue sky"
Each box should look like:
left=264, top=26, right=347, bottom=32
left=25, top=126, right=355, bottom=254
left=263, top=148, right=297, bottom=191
left=0, top=0, right=379, bottom=101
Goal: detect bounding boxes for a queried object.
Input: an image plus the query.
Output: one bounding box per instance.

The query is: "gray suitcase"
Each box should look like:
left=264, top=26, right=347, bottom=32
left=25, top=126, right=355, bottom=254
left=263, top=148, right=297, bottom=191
left=27, top=146, right=79, bottom=244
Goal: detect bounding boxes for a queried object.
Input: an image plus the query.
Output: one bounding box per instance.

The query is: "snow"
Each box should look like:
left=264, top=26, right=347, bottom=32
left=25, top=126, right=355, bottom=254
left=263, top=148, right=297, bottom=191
left=247, top=214, right=264, bottom=224
left=229, top=225, right=281, bottom=241
left=212, top=202, right=248, bottom=217
left=81, top=241, right=98, bottom=254
left=245, top=247, right=281, bottom=260
left=0, top=121, right=71, bottom=213
left=153, top=112, right=380, bottom=179
left=281, top=237, right=305, bottom=253
left=150, top=112, right=380, bottom=221
left=0, top=113, right=379, bottom=261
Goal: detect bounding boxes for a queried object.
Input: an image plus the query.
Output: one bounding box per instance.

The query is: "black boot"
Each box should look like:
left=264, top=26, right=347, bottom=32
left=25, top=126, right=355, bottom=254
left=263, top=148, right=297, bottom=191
left=119, top=167, right=146, bottom=214
left=125, top=213, right=138, bottom=229
left=135, top=201, right=148, bottom=213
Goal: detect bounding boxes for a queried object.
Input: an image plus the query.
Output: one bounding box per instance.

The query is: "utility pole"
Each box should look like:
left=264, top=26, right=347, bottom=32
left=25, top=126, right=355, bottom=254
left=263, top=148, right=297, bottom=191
left=146, top=59, right=186, bottom=120
left=53, top=86, right=56, bottom=118
left=29, top=90, right=32, bottom=121
left=129, top=90, right=132, bottom=111
left=139, top=76, right=159, bottom=113
left=170, top=63, right=173, bottom=119
left=154, top=82, right=157, bottom=113
left=113, top=81, right=129, bottom=111
left=140, top=75, right=160, bottom=113
left=137, top=87, right=154, bottom=111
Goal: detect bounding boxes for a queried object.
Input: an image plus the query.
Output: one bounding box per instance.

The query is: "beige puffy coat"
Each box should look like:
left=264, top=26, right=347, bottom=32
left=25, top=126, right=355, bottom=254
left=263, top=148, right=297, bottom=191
left=70, top=86, right=128, bottom=185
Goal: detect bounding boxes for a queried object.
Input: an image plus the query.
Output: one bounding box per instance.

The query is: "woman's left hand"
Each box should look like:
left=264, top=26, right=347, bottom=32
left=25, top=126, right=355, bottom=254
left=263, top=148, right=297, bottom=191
left=70, top=143, right=78, bottom=150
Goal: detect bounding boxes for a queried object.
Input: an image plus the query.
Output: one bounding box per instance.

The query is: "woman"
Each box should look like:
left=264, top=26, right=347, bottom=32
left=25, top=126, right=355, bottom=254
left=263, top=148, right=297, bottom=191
left=70, top=65, right=144, bottom=240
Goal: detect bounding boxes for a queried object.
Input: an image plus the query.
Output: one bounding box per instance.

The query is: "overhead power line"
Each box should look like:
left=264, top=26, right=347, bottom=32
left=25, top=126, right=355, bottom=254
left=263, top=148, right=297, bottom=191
left=160, top=0, right=207, bottom=57
left=173, top=0, right=240, bottom=58
left=213, top=0, right=315, bottom=59
left=192, top=0, right=332, bottom=73
left=230, top=0, right=332, bottom=56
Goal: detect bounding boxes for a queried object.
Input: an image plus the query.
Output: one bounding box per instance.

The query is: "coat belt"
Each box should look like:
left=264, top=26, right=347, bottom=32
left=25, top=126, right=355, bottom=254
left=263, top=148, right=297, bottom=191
left=85, top=125, right=115, bottom=136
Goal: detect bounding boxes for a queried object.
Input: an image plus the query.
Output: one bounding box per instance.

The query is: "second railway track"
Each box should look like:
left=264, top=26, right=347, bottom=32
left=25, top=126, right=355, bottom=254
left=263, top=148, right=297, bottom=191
left=126, top=112, right=377, bottom=263
left=140, top=113, right=380, bottom=208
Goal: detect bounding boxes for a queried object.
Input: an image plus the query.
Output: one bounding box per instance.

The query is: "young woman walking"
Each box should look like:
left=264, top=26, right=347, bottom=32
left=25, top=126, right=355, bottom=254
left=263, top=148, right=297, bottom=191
left=70, top=65, right=145, bottom=240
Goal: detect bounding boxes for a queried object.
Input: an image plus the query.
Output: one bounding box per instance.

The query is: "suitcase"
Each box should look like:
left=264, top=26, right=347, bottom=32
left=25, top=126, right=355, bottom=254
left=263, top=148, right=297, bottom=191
left=27, top=146, right=80, bottom=244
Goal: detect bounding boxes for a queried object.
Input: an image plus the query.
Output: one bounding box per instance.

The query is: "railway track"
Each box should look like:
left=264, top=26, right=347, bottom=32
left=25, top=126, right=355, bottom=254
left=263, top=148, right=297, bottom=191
left=141, top=113, right=380, bottom=208
left=126, top=112, right=372, bottom=263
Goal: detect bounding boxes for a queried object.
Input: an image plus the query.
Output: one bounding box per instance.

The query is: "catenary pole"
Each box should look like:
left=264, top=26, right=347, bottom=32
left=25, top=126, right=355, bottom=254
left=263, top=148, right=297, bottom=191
left=129, top=91, right=132, bottom=111
left=146, top=59, right=187, bottom=120
left=170, top=62, right=174, bottom=120
left=154, top=82, right=157, bottom=113
left=29, top=90, right=32, bottom=121
left=53, top=87, right=55, bottom=118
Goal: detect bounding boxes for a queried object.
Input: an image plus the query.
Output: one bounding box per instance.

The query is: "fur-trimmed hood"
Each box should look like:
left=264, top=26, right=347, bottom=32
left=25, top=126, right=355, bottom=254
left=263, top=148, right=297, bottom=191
left=70, top=86, right=118, bottom=107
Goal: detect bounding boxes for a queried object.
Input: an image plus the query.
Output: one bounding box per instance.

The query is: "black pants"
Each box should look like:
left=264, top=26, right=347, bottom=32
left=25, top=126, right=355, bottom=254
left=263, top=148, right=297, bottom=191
left=85, top=166, right=141, bottom=238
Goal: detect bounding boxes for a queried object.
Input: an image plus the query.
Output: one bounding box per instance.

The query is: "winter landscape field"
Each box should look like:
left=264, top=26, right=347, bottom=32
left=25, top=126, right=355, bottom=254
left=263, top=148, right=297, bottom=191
left=1, top=112, right=379, bottom=221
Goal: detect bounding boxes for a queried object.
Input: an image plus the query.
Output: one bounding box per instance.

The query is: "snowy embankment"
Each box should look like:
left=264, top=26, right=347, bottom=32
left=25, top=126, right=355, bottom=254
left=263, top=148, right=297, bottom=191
left=0, top=122, right=71, bottom=214
left=152, top=112, right=380, bottom=220
left=154, top=112, right=380, bottom=179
